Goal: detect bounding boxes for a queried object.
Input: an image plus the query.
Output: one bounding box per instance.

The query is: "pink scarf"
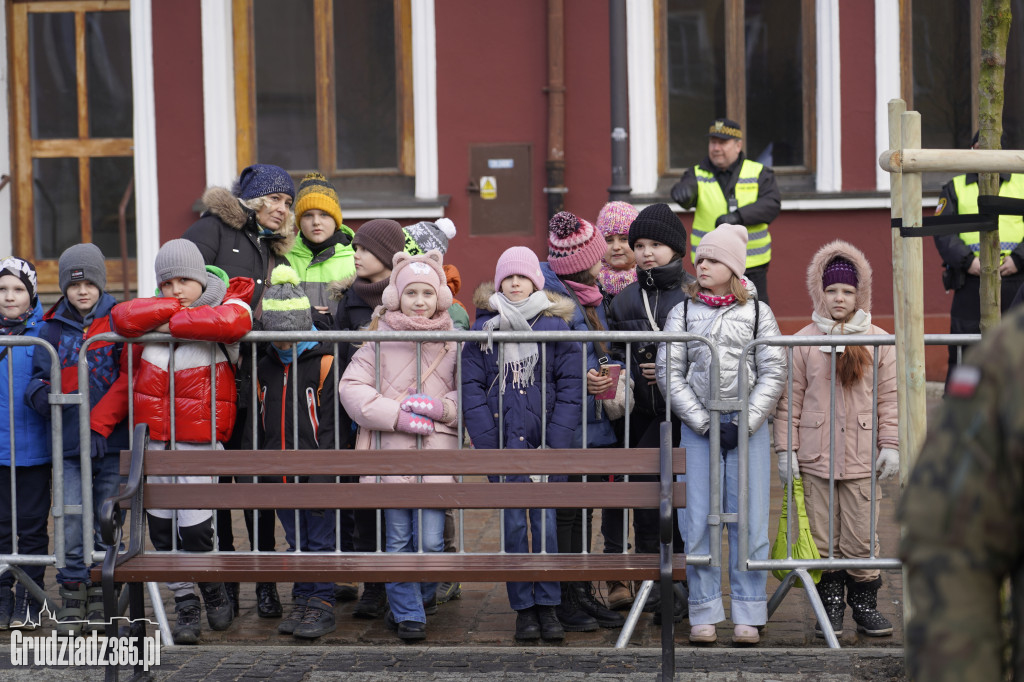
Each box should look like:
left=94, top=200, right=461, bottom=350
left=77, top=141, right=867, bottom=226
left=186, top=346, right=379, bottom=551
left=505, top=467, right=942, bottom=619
left=597, top=264, right=636, bottom=297
left=380, top=307, right=453, bottom=332
left=698, top=291, right=737, bottom=307
left=563, top=279, right=604, bottom=307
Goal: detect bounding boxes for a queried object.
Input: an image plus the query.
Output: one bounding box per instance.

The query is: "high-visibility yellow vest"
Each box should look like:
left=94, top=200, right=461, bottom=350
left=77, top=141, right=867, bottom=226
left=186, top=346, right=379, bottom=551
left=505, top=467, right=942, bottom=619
left=951, top=173, right=1024, bottom=256
left=691, top=159, right=771, bottom=268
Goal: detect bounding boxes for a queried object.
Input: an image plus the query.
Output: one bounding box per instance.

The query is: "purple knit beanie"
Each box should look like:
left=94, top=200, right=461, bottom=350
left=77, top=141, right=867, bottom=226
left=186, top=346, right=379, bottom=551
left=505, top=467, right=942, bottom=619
left=547, top=211, right=606, bottom=276
left=495, top=246, right=544, bottom=292
left=822, top=256, right=859, bottom=290
left=233, top=164, right=296, bottom=200
left=596, top=202, right=639, bottom=237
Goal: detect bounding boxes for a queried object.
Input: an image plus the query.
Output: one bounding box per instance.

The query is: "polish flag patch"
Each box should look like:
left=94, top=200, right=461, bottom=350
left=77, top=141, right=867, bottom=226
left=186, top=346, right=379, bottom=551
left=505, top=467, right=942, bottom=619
left=946, top=365, right=981, bottom=399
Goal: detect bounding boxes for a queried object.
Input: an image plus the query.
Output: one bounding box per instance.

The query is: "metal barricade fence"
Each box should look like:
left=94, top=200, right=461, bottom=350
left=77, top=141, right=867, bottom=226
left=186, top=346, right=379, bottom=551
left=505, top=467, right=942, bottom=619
left=0, top=334, right=65, bottom=613
left=735, top=332, right=980, bottom=648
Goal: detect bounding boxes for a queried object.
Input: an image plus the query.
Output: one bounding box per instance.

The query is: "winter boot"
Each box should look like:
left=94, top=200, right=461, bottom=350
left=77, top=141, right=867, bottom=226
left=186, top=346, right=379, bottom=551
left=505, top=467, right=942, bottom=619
left=605, top=581, right=634, bottom=610
left=653, top=580, right=689, bottom=625
left=55, top=582, right=88, bottom=636
left=536, top=605, right=565, bottom=641
left=255, top=582, right=282, bottom=618
left=293, top=597, right=336, bottom=639
left=846, top=576, right=893, bottom=636
left=334, top=582, right=359, bottom=602
left=0, top=587, right=13, bottom=629
left=555, top=582, right=599, bottom=632
left=514, top=606, right=541, bottom=641
left=353, top=582, right=388, bottom=619
left=9, top=585, right=40, bottom=630
left=225, top=582, right=240, bottom=616
left=278, top=595, right=309, bottom=635
left=83, top=584, right=109, bottom=633
left=572, top=581, right=624, bottom=628
left=814, top=570, right=846, bottom=637
left=641, top=580, right=661, bottom=612
left=172, top=595, right=202, bottom=645
left=198, top=582, right=234, bottom=631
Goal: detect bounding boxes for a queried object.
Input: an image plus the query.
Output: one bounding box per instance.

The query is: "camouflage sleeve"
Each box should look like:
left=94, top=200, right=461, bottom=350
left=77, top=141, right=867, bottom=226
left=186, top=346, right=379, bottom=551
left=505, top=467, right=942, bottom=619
left=899, top=309, right=1024, bottom=681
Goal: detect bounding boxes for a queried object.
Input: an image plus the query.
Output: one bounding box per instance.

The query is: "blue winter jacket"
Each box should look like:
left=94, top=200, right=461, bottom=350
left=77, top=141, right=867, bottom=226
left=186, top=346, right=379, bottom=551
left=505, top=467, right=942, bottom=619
left=26, top=293, right=130, bottom=459
left=540, top=263, right=618, bottom=449
left=461, top=283, right=583, bottom=482
left=0, top=300, right=50, bottom=467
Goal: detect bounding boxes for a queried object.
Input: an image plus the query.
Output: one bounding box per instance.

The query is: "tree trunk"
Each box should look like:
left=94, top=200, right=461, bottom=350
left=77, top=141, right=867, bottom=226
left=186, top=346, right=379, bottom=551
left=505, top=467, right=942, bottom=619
left=977, top=0, right=1011, bottom=335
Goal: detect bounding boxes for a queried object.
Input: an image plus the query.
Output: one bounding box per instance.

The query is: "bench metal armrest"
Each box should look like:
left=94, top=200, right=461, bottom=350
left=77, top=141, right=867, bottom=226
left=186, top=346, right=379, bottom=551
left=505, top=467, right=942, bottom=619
left=99, top=424, right=149, bottom=561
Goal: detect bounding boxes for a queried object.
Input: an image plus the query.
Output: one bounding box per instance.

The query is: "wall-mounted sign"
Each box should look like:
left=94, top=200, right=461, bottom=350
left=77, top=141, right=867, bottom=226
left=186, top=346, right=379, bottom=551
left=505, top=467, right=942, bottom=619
left=488, top=158, right=515, bottom=169
left=480, top=176, right=497, bottom=200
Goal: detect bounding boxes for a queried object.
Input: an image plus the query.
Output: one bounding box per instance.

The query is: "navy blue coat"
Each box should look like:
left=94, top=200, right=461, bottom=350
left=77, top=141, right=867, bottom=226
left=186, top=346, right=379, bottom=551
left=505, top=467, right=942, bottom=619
left=461, top=284, right=583, bottom=482
left=539, top=263, right=617, bottom=448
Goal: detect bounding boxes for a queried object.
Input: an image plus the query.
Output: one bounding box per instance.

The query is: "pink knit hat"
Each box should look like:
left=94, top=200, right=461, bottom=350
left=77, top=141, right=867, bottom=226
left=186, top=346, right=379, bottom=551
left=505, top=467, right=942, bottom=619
left=547, top=211, right=606, bottom=276
left=595, top=201, right=639, bottom=237
left=382, top=250, right=452, bottom=312
left=494, top=246, right=544, bottom=292
left=695, top=223, right=748, bottom=279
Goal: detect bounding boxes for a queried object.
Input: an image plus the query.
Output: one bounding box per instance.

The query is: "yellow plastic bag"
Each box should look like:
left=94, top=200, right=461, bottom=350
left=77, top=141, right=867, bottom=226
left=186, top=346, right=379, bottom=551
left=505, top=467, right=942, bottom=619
left=770, top=477, right=822, bottom=586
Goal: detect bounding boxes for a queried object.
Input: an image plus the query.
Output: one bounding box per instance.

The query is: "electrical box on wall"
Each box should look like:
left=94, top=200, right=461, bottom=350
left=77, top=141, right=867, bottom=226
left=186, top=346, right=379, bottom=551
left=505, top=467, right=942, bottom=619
left=467, top=144, right=532, bottom=235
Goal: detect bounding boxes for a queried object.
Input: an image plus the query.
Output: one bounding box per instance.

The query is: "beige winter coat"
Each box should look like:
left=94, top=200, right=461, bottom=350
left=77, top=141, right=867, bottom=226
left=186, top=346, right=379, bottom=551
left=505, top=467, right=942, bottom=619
left=773, top=241, right=898, bottom=480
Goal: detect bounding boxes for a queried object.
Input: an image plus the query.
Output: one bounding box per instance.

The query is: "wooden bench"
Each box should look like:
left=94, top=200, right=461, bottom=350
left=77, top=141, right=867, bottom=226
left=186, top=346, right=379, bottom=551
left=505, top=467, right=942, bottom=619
left=94, top=423, right=685, bottom=679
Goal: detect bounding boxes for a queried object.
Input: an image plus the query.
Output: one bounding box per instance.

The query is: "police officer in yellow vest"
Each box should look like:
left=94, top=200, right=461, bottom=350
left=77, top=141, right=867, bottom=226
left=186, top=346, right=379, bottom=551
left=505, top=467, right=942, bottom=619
left=670, top=118, right=781, bottom=303
left=933, top=153, right=1024, bottom=378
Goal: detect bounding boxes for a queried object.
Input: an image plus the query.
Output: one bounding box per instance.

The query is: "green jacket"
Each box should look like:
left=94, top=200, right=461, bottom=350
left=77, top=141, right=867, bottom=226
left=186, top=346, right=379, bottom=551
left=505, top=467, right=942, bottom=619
left=286, top=229, right=356, bottom=311
left=900, top=307, right=1024, bottom=681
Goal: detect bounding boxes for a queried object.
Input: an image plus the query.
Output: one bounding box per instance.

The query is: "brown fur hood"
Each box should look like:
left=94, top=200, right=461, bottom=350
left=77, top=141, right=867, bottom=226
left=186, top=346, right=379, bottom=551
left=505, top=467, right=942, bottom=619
left=807, top=240, right=873, bottom=316
left=472, top=281, right=576, bottom=323
left=326, top=275, right=358, bottom=302
left=200, top=186, right=295, bottom=256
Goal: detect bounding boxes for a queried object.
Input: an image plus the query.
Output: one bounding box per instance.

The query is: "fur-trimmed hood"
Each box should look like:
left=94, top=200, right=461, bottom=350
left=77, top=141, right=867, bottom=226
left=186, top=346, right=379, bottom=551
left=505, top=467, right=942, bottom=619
left=326, top=275, right=357, bottom=302
left=201, top=186, right=295, bottom=255
left=807, top=240, right=873, bottom=316
left=472, top=281, right=576, bottom=323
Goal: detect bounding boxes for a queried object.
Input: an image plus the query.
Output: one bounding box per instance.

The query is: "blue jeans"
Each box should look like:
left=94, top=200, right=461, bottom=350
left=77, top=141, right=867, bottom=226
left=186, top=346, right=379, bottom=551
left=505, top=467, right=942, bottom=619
left=58, top=452, right=124, bottom=585
left=503, top=507, right=560, bottom=611
left=680, top=415, right=770, bottom=626
left=384, top=508, right=444, bottom=624
left=278, top=508, right=337, bottom=604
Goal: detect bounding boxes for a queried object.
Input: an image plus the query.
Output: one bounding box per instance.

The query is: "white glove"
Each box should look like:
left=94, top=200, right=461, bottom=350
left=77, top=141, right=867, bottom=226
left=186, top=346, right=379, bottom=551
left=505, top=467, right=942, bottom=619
left=776, top=451, right=800, bottom=487
left=876, top=448, right=899, bottom=480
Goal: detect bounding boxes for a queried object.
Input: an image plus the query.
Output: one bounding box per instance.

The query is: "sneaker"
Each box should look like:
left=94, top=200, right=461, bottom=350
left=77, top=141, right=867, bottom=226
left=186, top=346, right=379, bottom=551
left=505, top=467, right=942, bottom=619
left=353, top=582, right=388, bottom=619
left=82, top=584, right=108, bottom=633
left=334, top=582, right=359, bottom=602
left=255, top=582, right=282, bottom=618
left=198, top=582, right=234, bottom=631
left=605, top=581, right=634, bottom=610
left=572, top=581, right=624, bottom=628
left=9, top=586, right=40, bottom=630
left=536, top=605, right=565, bottom=641
left=422, top=593, right=438, bottom=616
left=385, top=609, right=427, bottom=642
left=688, top=624, right=717, bottom=644
left=278, top=596, right=309, bottom=635
left=434, top=582, right=462, bottom=604
left=0, top=588, right=13, bottom=629
left=514, top=606, right=541, bottom=641
left=733, top=624, right=760, bottom=645
left=555, top=583, right=599, bottom=632
left=293, top=597, right=336, bottom=639
left=55, top=582, right=88, bottom=636
left=652, top=581, right=688, bottom=625
left=172, top=595, right=201, bottom=645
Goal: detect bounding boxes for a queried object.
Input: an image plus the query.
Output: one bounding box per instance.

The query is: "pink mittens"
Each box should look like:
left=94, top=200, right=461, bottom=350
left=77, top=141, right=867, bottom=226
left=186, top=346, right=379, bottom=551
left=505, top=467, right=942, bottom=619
left=400, top=393, right=445, bottom=421
left=396, top=410, right=435, bottom=435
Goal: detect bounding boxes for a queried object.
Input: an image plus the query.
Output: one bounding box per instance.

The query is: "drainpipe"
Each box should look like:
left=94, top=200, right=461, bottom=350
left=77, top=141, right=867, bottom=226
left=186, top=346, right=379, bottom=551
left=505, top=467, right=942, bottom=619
left=608, top=0, right=631, bottom=201
left=544, top=0, right=567, bottom=218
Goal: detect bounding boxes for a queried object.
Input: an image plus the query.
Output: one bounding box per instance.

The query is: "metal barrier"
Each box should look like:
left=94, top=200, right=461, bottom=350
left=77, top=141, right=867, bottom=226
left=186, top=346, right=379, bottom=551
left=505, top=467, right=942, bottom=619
left=0, top=334, right=66, bottom=613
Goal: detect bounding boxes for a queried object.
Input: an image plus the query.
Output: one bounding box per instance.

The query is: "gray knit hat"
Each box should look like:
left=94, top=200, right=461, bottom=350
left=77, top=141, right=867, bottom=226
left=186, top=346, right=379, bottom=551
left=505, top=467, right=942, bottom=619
left=59, top=243, right=107, bottom=294
left=155, top=239, right=208, bottom=286
left=403, top=218, right=457, bottom=255
left=261, top=265, right=312, bottom=332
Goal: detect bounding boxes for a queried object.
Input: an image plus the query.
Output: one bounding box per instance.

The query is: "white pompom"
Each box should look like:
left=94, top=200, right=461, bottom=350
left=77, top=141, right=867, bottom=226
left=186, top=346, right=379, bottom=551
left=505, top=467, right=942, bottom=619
left=435, top=217, right=457, bottom=240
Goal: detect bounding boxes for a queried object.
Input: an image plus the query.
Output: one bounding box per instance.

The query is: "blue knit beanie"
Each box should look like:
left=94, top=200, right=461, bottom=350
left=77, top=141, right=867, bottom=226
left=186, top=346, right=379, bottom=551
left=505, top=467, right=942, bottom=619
left=233, top=164, right=296, bottom=200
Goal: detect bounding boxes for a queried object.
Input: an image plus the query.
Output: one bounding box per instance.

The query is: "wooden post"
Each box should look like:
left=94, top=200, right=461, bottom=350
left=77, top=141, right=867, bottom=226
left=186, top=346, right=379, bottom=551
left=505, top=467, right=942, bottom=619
left=887, top=100, right=910, bottom=487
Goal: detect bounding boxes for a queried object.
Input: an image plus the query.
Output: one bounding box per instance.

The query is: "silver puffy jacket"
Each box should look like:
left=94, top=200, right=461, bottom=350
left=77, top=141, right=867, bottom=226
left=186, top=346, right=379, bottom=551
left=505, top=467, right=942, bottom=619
left=655, top=280, right=787, bottom=436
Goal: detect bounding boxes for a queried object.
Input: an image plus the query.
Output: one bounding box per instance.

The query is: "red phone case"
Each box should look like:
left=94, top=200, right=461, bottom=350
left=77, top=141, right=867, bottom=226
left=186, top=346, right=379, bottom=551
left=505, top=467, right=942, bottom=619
left=595, top=364, right=621, bottom=400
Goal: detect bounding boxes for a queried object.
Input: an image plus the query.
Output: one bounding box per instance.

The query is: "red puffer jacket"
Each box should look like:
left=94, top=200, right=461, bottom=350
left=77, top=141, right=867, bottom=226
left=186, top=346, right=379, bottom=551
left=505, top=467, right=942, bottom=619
left=111, top=277, right=254, bottom=444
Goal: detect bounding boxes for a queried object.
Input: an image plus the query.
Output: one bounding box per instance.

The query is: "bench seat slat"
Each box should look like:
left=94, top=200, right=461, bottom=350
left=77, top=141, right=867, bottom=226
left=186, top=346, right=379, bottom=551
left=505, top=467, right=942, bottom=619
left=90, top=553, right=687, bottom=583
left=119, top=448, right=686, bottom=477
left=141, top=482, right=686, bottom=510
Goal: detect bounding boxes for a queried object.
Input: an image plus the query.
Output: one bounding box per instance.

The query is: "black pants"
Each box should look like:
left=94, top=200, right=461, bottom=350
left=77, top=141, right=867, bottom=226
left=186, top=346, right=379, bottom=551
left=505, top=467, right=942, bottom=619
left=0, top=464, right=51, bottom=589
left=630, top=418, right=684, bottom=555
left=947, top=273, right=1024, bottom=379
left=148, top=514, right=214, bottom=553
left=745, top=263, right=770, bottom=305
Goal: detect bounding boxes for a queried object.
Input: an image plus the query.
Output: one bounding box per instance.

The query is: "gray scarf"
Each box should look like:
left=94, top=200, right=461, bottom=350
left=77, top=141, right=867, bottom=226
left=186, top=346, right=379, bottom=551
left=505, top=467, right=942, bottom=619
left=193, top=272, right=228, bottom=308
left=483, top=291, right=551, bottom=390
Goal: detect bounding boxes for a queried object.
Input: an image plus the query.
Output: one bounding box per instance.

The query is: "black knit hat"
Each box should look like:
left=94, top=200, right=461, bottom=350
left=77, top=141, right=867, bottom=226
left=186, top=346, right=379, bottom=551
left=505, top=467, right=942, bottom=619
left=627, top=203, right=688, bottom=257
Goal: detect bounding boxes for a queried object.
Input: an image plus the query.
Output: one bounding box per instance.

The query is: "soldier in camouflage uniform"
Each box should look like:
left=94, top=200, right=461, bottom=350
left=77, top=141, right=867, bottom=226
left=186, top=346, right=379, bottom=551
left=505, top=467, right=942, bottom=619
left=900, top=306, right=1024, bottom=681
